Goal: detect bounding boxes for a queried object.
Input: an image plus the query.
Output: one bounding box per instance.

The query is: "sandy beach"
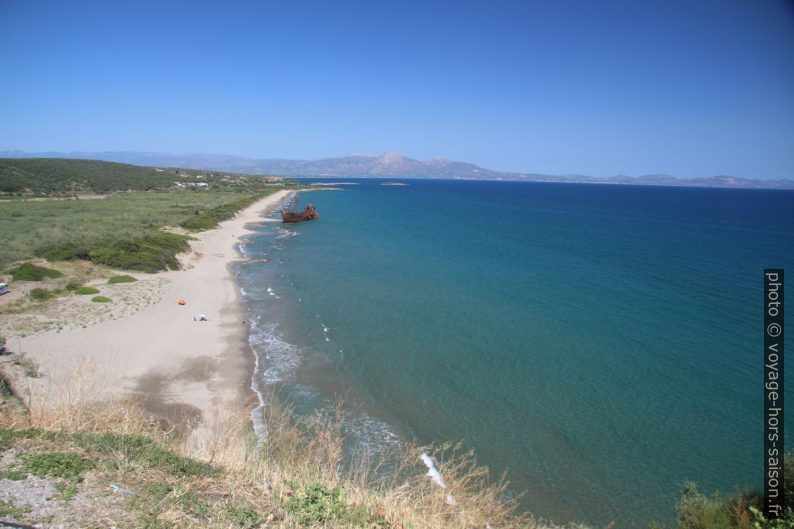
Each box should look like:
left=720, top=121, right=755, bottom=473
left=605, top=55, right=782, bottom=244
left=14, top=189, right=292, bottom=433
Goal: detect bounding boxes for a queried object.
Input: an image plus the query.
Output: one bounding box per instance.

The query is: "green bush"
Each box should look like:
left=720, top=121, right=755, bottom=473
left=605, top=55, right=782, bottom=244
left=107, top=274, right=137, bottom=284
left=29, top=287, right=56, bottom=301
left=74, top=286, right=99, bottom=295
left=7, top=262, right=63, bottom=281
left=41, top=232, right=191, bottom=273
left=91, top=296, right=112, bottom=303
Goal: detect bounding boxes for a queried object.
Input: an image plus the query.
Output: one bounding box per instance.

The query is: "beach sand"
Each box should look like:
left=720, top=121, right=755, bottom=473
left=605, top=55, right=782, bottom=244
left=14, top=189, right=292, bottom=434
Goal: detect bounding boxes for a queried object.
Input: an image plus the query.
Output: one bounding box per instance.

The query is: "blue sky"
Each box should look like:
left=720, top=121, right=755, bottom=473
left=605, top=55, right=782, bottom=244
left=1, top=0, right=793, bottom=179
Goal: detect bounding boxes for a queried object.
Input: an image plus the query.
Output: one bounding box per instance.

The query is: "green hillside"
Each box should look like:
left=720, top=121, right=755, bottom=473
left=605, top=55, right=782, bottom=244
left=0, top=158, right=282, bottom=195
left=0, top=158, right=176, bottom=194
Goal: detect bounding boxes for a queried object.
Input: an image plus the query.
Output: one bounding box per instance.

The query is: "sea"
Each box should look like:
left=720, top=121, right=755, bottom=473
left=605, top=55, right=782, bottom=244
left=234, top=179, right=794, bottom=527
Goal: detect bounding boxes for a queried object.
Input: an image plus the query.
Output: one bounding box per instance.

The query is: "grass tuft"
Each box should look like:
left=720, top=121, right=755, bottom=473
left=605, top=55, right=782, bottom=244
left=0, top=498, right=31, bottom=519
left=226, top=504, right=262, bottom=528
left=54, top=481, right=79, bottom=501
left=107, top=274, right=137, bottom=284
left=90, top=295, right=112, bottom=303
left=74, top=286, right=100, bottom=295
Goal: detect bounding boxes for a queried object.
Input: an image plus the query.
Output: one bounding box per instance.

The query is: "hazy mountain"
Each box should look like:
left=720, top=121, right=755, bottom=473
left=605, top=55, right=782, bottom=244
left=1, top=150, right=792, bottom=189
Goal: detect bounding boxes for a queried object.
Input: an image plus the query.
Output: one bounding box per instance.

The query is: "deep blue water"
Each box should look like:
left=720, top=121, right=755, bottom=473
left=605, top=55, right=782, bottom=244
left=236, top=179, right=794, bottom=527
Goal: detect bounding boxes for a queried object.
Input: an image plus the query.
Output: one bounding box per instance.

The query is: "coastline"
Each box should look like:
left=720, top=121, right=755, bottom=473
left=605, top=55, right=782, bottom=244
left=15, top=189, right=292, bottom=436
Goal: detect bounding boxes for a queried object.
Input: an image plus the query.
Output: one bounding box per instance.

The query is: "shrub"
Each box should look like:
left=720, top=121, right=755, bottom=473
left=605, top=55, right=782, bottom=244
left=227, top=505, right=261, bottom=528
left=74, top=286, right=99, bottom=295
left=91, top=296, right=112, bottom=303
left=107, top=274, right=137, bottom=284
left=29, top=287, right=56, bottom=301
left=7, top=262, right=63, bottom=281
left=283, top=482, right=378, bottom=526
left=285, top=483, right=349, bottom=523
left=41, top=232, right=191, bottom=273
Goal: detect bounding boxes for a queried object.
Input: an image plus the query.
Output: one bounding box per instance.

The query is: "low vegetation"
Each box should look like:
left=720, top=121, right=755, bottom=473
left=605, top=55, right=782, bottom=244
left=90, top=295, right=112, bottom=303
left=73, top=286, right=99, bottom=295
left=28, top=287, right=58, bottom=301
left=0, top=189, right=280, bottom=271
left=43, top=231, right=191, bottom=273
left=7, top=262, right=63, bottom=281
left=107, top=274, right=137, bottom=284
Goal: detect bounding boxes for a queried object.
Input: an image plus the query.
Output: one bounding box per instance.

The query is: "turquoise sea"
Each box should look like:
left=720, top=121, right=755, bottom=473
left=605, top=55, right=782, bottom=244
left=235, top=179, right=794, bottom=527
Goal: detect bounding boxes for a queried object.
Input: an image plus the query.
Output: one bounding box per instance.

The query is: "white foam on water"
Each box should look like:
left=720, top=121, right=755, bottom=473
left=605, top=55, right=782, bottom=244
left=276, top=227, right=297, bottom=239
left=249, top=321, right=303, bottom=385
left=342, top=410, right=403, bottom=462
left=249, top=340, right=269, bottom=442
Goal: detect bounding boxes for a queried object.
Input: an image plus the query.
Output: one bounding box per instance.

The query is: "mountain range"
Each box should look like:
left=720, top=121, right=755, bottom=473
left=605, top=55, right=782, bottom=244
left=1, top=150, right=792, bottom=189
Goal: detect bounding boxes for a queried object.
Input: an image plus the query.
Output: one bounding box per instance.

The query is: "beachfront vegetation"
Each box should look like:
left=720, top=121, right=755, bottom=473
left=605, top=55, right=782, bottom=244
left=107, top=274, right=137, bottom=284
left=43, top=232, right=192, bottom=273
left=0, top=189, right=279, bottom=271
left=179, top=193, right=269, bottom=231
left=6, top=262, right=63, bottom=281
left=90, top=296, right=111, bottom=303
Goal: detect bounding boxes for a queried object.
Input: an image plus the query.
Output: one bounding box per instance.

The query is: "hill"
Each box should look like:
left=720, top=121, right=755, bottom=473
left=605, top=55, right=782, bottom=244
left=0, top=158, right=177, bottom=194
left=0, top=158, right=282, bottom=195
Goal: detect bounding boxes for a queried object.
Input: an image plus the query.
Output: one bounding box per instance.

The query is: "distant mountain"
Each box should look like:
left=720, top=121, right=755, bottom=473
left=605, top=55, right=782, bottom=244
left=1, top=150, right=792, bottom=189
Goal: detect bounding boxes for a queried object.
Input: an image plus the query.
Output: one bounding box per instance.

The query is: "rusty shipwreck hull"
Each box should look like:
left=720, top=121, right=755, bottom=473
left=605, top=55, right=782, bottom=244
left=281, top=204, right=318, bottom=223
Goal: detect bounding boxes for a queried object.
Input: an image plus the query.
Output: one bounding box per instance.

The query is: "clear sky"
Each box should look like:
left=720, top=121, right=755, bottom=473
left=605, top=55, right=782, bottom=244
left=1, top=0, right=793, bottom=179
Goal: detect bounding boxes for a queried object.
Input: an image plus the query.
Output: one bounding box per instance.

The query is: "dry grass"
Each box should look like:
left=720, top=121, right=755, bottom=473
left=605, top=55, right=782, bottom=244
left=0, top=375, right=574, bottom=529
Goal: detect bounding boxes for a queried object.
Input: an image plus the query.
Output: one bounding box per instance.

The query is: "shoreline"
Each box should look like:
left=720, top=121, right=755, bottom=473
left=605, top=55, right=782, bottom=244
left=15, top=189, right=292, bottom=435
